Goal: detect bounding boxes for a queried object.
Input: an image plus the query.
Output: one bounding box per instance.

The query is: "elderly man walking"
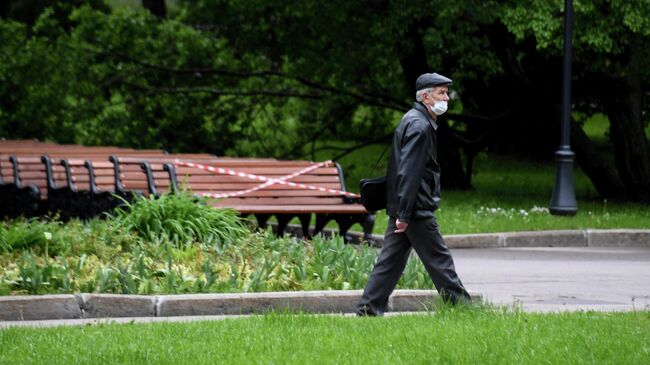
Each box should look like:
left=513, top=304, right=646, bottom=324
left=357, top=72, right=471, bottom=316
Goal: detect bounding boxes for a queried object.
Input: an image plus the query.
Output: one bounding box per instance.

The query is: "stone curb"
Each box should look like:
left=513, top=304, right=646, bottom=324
left=279, top=224, right=650, bottom=248
left=0, top=290, right=481, bottom=321
left=0, top=295, right=81, bottom=321
left=316, top=227, right=649, bottom=248
left=79, top=294, right=156, bottom=319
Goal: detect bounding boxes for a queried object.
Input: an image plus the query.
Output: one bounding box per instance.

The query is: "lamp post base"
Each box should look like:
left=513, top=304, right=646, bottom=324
left=550, top=147, right=578, bottom=216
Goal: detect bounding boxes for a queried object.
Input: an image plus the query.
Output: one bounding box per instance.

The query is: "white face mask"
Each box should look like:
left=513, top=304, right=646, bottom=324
left=430, top=101, right=448, bottom=115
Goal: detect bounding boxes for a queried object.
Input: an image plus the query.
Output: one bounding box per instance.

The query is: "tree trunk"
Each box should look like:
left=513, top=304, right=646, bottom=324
left=483, top=22, right=638, bottom=200
left=570, top=119, right=626, bottom=199
left=602, top=74, right=650, bottom=202
left=436, top=117, right=470, bottom=188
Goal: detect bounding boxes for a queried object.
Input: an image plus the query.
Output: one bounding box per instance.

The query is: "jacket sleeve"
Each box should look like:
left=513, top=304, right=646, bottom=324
left=395, top=120, right=432, bottom=223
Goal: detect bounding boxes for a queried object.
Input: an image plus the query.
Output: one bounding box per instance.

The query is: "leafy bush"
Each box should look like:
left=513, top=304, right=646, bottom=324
left=0, top=219, right=68, bottom=257
left=110, top=192, right=249, bottom=249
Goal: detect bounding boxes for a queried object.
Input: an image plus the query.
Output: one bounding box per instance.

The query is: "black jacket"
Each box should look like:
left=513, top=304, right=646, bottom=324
left=385, top=102, right=441, bottom=222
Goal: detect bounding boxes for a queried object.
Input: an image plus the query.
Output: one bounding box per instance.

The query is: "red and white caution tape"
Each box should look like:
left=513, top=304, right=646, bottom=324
left=173, top=159, right=360, bottom=199
left=182, top=160, right=325, bottom=199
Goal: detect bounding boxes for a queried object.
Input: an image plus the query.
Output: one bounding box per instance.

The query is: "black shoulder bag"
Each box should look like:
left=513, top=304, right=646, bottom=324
left=360, top=175, right=386, bottom=212
left=359, top=144, right=389, bottom=212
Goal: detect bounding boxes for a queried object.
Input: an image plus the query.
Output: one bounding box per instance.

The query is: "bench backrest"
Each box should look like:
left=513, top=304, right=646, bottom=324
left=165, top=158, right=357, bottom=213
left=1, top=140, right=365, bottom=216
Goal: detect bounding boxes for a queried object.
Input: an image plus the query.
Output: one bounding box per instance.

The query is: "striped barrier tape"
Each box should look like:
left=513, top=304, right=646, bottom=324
left=173, top=159, right=361, bottom=199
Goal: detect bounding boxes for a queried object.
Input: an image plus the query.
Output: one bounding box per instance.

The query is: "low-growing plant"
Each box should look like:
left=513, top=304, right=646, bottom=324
left=0, top=223, right=441, bottom=295
left=110, top=192, right=249, bottom=249
left=0, top=219, right=65, bottom=256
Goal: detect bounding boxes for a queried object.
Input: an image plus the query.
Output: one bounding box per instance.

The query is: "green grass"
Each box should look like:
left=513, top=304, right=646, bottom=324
left=427, top=153, right=650, bottom=235
left=318, top=135, right=649, bottom=235
left=1, top=309, right=648, bottom=364
left=581, top=113, right=610, bottom=145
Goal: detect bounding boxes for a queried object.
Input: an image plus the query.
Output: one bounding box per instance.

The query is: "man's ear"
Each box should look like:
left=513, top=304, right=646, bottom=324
left=423, top=91, right=432, bottom=103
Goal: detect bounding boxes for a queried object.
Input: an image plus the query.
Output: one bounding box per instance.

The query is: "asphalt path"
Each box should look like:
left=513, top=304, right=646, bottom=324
left=451, top=246, right=650, bottom=312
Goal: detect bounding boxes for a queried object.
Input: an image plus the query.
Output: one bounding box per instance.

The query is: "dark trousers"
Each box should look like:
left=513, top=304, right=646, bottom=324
left=357, top=216, right=470, bottom=315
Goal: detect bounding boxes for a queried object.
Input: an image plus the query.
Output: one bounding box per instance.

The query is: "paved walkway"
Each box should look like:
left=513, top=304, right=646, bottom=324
left=452, top=246, right=650, bottom=312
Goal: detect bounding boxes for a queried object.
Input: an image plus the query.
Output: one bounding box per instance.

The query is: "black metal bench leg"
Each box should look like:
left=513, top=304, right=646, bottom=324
left=255, top=214, right=271, bottom=230
left=334, top=215, right=355, bottom=243
left=313, top=213, right=331, bottom=237
left=298, top=213, right=311, bottom=238
left=14, top=186, right=41, bottom=218
left=276, top=214, right=293, bottom=236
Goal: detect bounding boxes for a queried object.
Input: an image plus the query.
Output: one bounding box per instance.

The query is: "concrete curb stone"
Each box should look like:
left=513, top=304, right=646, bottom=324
left=0, top=290, right=481, bottom=321
left=156, top=290, right=482, bottom=317
left=79, top=294, right=156, bottom=318
left=444, top=233, right=503, bottom=248
left=158, top=291, right=361, bottom=316
left=0, top=295, right=81, bottom=321
left=587, top=229, right=650, bottom=247
left=502, top=230, right=587, bottom=247
left=339, top=228, right=649, bottom=249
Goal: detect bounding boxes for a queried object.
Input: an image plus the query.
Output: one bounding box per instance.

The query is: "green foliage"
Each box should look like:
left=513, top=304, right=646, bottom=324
left=503, top=0, right=650, bottom=54
left=0, top=1, right=502, bottom=155
left=1, top=219, right=71, bottom=257
left=110, top=192, right=248, bottom=250
left=0, top=212, right=438, bottom=295
left=2, top=1, right=649, bottom=199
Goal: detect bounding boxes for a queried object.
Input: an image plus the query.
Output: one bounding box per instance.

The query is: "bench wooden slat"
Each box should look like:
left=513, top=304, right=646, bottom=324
left=210, top=196, right=345, bottom=205
left=173, top=167, right=339, bottom=175
left=172, top=175, right=341, bottom=183
left=207, top=204, right=367, bottom=214
left=186, top=182, right=343, bottom=190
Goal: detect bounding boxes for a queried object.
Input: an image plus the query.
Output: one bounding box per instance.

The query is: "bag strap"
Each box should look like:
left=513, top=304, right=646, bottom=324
left=372, top=143, right=390, bottom=173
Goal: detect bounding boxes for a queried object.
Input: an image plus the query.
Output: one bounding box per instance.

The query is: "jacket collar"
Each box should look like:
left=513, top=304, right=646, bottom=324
left=413, top=102, right=438, bottom=130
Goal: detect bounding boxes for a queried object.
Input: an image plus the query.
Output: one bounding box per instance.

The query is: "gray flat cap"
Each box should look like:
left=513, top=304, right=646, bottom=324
left=415, top=73, right=452, bottom=91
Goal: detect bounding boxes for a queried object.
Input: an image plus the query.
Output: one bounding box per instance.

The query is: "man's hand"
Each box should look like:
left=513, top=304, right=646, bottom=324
left=394, top=218, right=408, bottom=233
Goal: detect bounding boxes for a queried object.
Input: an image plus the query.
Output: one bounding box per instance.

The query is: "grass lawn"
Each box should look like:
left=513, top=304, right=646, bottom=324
left=320, top=147, right=650, bottom=235
left=1, top=308, right=648, bottom=364
left=314, top=113, right=650, bottom=234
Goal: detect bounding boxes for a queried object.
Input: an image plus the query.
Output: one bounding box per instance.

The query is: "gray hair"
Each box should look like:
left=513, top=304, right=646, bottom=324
left=415, top=87, right=434, bottom=102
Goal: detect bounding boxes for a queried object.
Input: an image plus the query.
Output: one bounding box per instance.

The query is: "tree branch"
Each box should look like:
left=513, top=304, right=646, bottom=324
left=124, top=82, right=325, bottom=99
left=331, top=133, right=393, bottom=161
left=67, top=44, right=410, bottom=111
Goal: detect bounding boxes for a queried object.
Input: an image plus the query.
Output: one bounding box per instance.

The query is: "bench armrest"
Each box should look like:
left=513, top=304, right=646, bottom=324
left=140, top=161, right=158, bottom=196
left=60, top=159, right=79, bottom=193
left=83, top=160, right=101, bottom=194
left=108, top=155, right=126, bottom=194
left=9, top=156, right=22, bottom=187
left=163, top=163, right=180, bottom=193
left=41, top=155, right=58, bottom=190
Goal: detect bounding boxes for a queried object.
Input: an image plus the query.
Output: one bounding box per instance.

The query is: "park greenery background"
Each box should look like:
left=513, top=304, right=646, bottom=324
left=2, top=0, right=650, bottom=200
left=0, top=0, right=649, bottom=295
left=0, top=0, right=650, bottom=293
left=1, top=2, right=649, bottom=363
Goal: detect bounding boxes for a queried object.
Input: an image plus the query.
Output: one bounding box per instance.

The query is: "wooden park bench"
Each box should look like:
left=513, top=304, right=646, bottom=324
left=0, top=140, right=374, bottom=241
left=113, top=156, right=375, bottom=241
left=0, top=140, right=167, bottom=218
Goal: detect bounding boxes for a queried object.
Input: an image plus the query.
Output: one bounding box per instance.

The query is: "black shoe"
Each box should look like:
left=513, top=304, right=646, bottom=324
left=356, top=305, right=383, bottom=317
